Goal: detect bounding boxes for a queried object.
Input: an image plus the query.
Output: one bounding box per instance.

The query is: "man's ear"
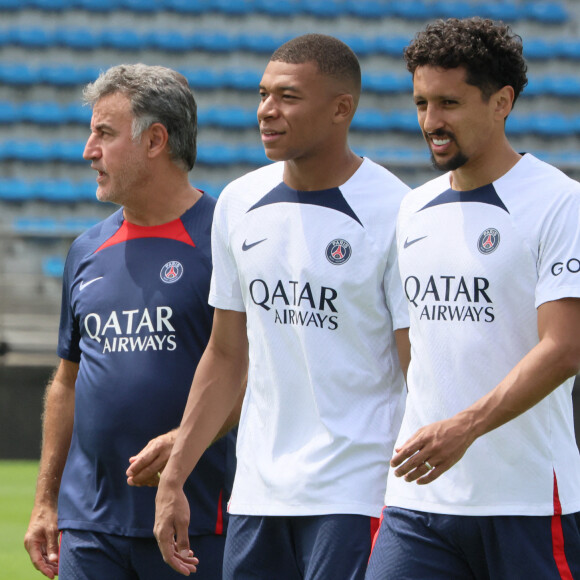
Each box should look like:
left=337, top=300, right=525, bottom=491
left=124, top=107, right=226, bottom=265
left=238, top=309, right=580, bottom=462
left=146, top=122, right=169, bottom=158
left=494, top=85, right=515, bottom=121
left=333, top=93, right=356, bottom=125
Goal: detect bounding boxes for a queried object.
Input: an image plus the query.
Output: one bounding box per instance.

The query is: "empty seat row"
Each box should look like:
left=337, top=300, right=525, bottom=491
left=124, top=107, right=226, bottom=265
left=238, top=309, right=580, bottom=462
left=4, top=103, right=580, bottom=136
left=0, top=178, right=227, bottom=202
left=2, top=141, right=580, bottom=169
left=0, top=0, right=569, bottom=23
left=13, top=215, right=101, bottom=236
left=1, top=63, right=579, bottom=98
left=2, top=27, right=578, bottom=60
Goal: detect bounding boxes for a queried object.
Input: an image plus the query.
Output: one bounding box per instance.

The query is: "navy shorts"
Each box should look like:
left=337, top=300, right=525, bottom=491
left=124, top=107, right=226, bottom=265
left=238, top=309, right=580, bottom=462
left=366, top=506, right=580, bottom=580
left=224, top=513, right=379, bottom=580
left=59, top=529, right=226, bottom=580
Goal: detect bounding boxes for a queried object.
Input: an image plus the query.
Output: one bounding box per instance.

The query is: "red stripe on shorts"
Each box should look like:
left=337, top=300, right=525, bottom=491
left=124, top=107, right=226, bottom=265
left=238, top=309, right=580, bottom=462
left=552, top=471, right=573, bottom=579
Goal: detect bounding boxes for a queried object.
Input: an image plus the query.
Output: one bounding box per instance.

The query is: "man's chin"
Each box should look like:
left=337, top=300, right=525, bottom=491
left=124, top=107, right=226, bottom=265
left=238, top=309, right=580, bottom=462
left=430, top=151, right=468, bottom=172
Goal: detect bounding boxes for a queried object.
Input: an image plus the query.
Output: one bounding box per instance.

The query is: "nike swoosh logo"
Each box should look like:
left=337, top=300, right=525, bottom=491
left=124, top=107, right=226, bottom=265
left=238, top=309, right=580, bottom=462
left=404, top=236, right=427, bottom=249
left=79, top=277, right=103, bottom=291
left=242, top=238, right=267, bottom=251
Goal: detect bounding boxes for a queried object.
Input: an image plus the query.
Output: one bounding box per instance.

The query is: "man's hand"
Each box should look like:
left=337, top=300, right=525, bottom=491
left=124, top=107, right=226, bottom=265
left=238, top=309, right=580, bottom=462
left=24, top=506, right=60, bottom=579
left=390, top=414, right=476, bottom=484
left=154, top=480, right=198, bottom=576
left=126, top=431, right=177, bottom=487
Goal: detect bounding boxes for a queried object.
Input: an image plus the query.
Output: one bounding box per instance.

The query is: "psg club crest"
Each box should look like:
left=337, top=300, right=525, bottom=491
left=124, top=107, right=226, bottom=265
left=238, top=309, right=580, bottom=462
left=326, top=239, right=352, bottom=265
left=160, top=260, right=184, bottom=284
left=477, top=228, right=500, bottom=255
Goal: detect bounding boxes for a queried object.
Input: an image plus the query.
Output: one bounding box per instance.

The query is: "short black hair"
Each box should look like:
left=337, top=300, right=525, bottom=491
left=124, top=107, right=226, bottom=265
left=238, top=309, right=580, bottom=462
left=270, top=33, right=361, bottom=99
left=404, top=18, right=528, bottom=106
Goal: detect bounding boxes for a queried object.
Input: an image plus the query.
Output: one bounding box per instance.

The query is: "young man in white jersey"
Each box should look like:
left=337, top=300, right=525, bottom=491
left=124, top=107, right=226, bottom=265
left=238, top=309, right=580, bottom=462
left=366, top=17, right=580, bottom=579
left=153, top=34, right=410, bottom=579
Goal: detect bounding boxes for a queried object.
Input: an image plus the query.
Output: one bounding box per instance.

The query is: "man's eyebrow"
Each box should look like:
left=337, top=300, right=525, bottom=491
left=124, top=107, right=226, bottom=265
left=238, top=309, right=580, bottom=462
left=93, top=122, right=115, bottom=132
left=259, top=84, right=301, bottom=92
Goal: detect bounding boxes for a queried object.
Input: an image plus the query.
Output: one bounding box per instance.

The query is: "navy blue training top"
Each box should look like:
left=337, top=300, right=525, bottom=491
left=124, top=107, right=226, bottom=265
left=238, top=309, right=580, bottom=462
left=57, top=194, right=236, bottom=537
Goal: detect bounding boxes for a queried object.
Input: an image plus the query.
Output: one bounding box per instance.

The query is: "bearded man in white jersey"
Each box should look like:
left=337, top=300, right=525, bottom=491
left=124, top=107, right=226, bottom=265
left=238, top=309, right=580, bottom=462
left=366, top=17, right=580, bottom=580
left=153, top=34, right=411, bottom=579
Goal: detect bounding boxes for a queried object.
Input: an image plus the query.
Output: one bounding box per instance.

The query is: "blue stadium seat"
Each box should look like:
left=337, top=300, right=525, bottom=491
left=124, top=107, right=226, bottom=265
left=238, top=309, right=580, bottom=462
left=523, top=75, right=549, bottom=98
left=532, top=112, right=573, bottom=137
left=373, top=36, right=411, bottom=57
left=339, top=35, right=375, bottom=57
left=224, top=68, right=263, bottom=91
left=197, top=143, right=240, bottom=165
left=505, top=113, right=531, bottom=136
left=181, top=68, right=226, bottom=90
left=362, top=72, right=412, bottom=94
left=29, top=0, right=72, bottom=10
left=76, top=180, right=98, bottom=201
left=345, top=0, right=394, bottom=18
left=523, top=1, right=568, bottom=24
left=192, top=30, right=238, bottom=52
left=20, top=102, right=67, bottom=125
left=0, top=101, right=20, bottom=123
left=388, top=110, right=419, bottom=133
left=523, top=38, right=555, bottom=60
left=74, top=0, right=118, bottom=11
left=0, top=0, right=29, bottom=9
left=394, top=0, right=438, bottom=19
left=9, top=27, right=55, bottom=48
left=64, top=102, right=92, bottom=124
left=302, top=0, right=344, bottom=18
left=40, top=65, right=99, bottom=86
left=147, top=30, right=195, bottom=52
left=478, top=1, right=522, bottom=21
left=42, top=255, right=65, bottom=278
left=35, top=179, right=79, bottom=202
left=253, top=0, right=300, bottom=17
left=0, top=178, right=34, bottom=201
left=207, top=107, right=257, bottom=129
left=7, top=140, right=52, bottom=162
left=118, top=0, right=160, bottom=12
left=212, top=0, right=254, bottom=15
left=543, top=76, right=580, bottom=97
left=51, top=141, right=86, bottom=163
left=13, top=216, right=60, bottom=235
left=164, top=0, right=210, bottom=14
left=237, top=145, right=269, bottom=166
left=237, top=32, right=288, bottom=54
left=0, top=63, right=39, bottom=85
left=101, top=29, right=145, bottom=51
left=554, top=39, right=580, bottom=60
left=56, top=28, right=102, bottom=50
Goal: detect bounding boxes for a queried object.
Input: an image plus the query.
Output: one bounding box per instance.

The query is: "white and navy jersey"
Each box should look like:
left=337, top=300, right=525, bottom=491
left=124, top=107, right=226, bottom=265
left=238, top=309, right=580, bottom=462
left=57, top=195, right=236, bottom=537
left=388, top=153, right=580, bottom=516
left=209, top=158, right=409, bottom=517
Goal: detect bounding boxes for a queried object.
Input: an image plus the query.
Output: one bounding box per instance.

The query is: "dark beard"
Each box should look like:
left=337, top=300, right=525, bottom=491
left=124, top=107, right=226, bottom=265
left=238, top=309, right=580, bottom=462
left=430, top=150, right=468, bottom=172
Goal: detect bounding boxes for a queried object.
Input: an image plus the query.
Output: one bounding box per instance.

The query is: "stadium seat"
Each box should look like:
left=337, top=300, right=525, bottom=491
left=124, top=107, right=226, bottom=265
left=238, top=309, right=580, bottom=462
left=0, top=101, right=20, bottom=124
left=56, top=28, right=102, bottom=50
left=164, top=0, right=210, bottom=14
left=523, top=1, right=568, bottom=24
left=29, top=0, right=72, bottom=10
left=555, top=39, right=580, bottom=60
left=212, top=0, right=254, bottom=15
left=181, top=68, right=226, bottom=90
left=362, top=72, right=412, bottom=94
left=74, top=0, right=118, bottom=10
left=9, top=27, right=55, bottom=48
left=0, top=63, right=39, bottom=85
left=302, top=0, right=344, bottom=18
left=40, top=65, right=99, bottom=87
left=0, top=0, right=28, bottom=9
left=192, top=31, right=238, bottom=53
left=524, top=38, right=556, bottom=60
left=6, top=140, right=52, bottom=162
left=42, top=255, right=65, bottom=278
left=64, top=102, right=92, bottom=124
left=394, top=0, right=438, bottom=20
left=345, top=0, right=394, bottom=18
left=147, top=30, right=195, bottom=52
left=253, top=0, right=300, bottom=17
left=20, top=102, right=67, bottom=125
left=543, top=76, right=580, bottom=98
left=0, top=178, right=34, bottom=201
left=478, top=1, right=522, bottom=21
left=237, top=32, right=289, bottom=54
left=51, top=141, right=86, bottom=163
left=223, top=68, right=263, bottom=91
left=373, top=36, right=411, bottom=57
left=101, top=29, right=145, bottom=51
left=118, top=0, right=160, bottom=13
left=13, top=216, right=60, bottom=236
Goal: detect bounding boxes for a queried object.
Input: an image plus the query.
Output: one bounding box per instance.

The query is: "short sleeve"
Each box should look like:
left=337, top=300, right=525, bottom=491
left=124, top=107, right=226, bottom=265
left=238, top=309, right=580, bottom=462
left=385, top=220, right=410, bottom=331
left=536, top=186, right=580, bottom=307
left=57, top=247, right=81, bottom=362
left=208, top=192, right=246, bottom=312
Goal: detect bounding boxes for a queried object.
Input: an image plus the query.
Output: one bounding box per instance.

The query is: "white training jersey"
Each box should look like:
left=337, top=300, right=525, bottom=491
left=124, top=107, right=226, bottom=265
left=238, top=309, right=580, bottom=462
left=210, top=157, right=409, bottom=517
left=387, top=153, right=580, bottom=516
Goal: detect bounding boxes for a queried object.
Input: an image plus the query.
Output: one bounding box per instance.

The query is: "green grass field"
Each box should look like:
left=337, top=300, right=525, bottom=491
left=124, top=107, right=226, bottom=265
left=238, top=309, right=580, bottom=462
left=0, top=460, right=41, bottom=580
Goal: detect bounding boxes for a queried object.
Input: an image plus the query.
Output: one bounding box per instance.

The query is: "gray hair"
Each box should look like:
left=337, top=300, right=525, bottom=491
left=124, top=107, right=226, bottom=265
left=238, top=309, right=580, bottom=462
left=83, top=63, right=197, bottom=171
